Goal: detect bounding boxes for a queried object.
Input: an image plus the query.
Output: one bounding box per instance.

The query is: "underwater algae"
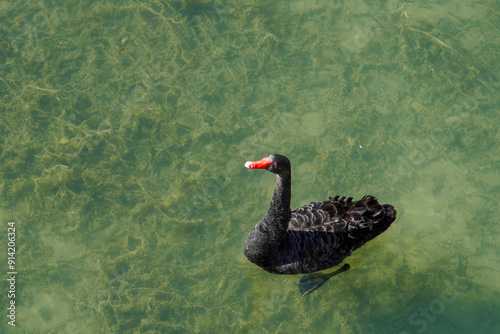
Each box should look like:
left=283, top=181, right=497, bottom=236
left=0, top=1, right=295, bottom=332
left=0, top=0, right=499, bottom=333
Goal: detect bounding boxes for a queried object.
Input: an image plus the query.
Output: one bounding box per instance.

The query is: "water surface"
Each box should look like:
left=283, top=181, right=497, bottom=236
left=0, top=0, right=498, bottom=333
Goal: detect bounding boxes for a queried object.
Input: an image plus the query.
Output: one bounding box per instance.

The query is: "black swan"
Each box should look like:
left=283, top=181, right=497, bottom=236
left=243, top=154, right=397, bottom=296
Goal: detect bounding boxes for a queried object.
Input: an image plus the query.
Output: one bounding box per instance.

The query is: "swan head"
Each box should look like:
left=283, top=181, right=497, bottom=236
left=245, top=154, right=290, bottom=176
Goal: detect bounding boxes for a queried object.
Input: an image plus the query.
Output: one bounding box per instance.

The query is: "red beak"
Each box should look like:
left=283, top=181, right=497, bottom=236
left=245, top=156, right=274, bottom=169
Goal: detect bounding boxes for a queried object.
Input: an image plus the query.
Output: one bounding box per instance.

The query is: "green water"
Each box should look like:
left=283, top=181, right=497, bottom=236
left=0, top=0, right=498, bottom=333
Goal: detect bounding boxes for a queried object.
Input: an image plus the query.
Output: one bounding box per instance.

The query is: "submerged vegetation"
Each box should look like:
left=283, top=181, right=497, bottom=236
left=0, top=0, right=498, bottom=332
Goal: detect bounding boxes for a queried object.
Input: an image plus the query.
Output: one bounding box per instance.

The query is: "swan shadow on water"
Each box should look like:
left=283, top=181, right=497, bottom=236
left=298, top=263, right=350, bottom=297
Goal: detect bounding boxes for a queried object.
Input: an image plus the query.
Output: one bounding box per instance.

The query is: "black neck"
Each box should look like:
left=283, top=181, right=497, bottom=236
left=243, top=171, right=292, bottom=268
left=262, top=172, right=291, bottom=234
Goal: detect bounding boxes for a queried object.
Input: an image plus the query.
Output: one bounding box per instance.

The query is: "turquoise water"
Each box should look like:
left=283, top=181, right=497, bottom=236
left=0, top=0, right=498, bottom=333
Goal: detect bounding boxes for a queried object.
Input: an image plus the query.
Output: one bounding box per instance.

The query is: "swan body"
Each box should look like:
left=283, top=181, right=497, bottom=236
left=244, top=154, right=397, bottom=276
